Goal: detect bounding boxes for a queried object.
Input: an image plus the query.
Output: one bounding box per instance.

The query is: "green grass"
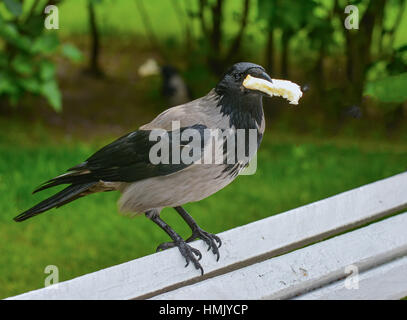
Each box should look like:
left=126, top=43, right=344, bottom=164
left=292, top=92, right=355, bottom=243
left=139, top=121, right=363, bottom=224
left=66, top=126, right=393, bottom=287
left=1, top=132, right=406, bottom=298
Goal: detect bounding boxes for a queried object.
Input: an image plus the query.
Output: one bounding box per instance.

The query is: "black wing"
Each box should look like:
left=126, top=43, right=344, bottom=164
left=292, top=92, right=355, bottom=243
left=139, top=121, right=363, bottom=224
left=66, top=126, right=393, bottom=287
left=34, top=124, right=208, bottom=193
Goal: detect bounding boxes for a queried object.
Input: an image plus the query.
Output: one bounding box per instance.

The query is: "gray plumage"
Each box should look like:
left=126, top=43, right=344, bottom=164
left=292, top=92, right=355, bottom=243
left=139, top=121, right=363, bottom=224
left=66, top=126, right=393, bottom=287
left=119, top=89, right=263, bottom=216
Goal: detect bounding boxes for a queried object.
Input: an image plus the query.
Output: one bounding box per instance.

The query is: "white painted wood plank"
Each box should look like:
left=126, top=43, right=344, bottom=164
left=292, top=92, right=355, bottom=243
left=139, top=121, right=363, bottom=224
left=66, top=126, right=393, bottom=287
left=151, top=213, right=407, bottom=300
left=8, top=172, right=407, bottom=300
left=293, top=256, right=407, bottom=300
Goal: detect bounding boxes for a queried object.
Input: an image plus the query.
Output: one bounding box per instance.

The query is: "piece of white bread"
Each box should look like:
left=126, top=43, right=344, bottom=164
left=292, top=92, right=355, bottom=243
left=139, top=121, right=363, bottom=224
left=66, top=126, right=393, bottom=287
left=243, top=75, right=303, bottom=105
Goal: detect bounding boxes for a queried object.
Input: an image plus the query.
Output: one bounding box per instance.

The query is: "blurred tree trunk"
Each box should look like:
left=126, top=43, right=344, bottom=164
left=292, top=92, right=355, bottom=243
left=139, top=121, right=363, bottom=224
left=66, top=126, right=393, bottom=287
left=205, top=0, right=224, bottom=72
left=224, top=0, right=250, bottom=61
left=310, top=40, right=326, bottom=110
left=198, top=0, right=251, bottom=75
left=265, top=28, right=274, bottom=73
left=211, top=0, right=223, bottom=57
left=87, top=0, right=103, bottom=77
left=171, top=0, right=194, bottom=57
left=315, top=44, right=325, bottom=83
left=337, top=0, right=386, bottom=106
left=385, top=103, right=404, bottom=135
left=280, top=30, right=291, bottom=78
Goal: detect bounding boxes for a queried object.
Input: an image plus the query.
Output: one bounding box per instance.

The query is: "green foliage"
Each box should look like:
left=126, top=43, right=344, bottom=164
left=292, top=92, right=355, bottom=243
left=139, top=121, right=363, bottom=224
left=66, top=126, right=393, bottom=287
left=3, top=0, right=22, bottom=17
left=0, top=1, right=82, bottom=111
left=0, top=21, right=61, bottom=109
left=258, top=0, right=317, bottom=30
left=61, top=43, right=84, bottom=63
left=365, top=72, right=407, bottom=103
left=386, top=45, right=407, bottom=76
left=41, top=79, right=62, bottom=111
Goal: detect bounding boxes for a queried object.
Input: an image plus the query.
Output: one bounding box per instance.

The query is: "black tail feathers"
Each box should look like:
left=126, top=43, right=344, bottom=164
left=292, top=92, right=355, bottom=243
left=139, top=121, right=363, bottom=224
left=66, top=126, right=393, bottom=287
left=14, top=182, right=96, bottom=222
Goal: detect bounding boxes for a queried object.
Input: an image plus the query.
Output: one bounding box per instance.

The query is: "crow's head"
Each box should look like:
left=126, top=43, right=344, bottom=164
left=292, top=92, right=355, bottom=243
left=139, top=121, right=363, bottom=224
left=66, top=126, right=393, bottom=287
left=215, top=62, right=302, bottom=105
left=215, top=62, right=272, bottom=97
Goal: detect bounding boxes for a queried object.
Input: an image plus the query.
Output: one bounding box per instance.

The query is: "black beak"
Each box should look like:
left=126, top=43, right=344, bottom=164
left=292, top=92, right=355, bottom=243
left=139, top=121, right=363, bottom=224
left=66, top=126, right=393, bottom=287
left=247, top=68, right=273, bottom=83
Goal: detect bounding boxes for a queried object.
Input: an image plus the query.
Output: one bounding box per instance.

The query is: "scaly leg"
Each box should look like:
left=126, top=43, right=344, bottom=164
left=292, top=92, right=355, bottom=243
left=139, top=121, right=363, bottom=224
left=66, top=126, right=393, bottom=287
left=146, top=210, right=203, bottom=275
left=156, top=206, right=222, bottom=261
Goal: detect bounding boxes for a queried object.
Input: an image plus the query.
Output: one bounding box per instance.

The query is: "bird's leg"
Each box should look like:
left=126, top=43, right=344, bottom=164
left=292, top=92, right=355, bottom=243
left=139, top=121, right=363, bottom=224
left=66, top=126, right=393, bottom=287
left=146, top=210, right=203, bottom=275
left=174, top=206, right=222, bottom=261
left=153, top=206, right=221, bottom=261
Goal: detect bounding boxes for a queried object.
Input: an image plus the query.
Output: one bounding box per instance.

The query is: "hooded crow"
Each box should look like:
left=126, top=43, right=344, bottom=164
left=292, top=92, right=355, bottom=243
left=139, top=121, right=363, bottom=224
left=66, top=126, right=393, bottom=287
left=14, top=62, right=302, bottom=274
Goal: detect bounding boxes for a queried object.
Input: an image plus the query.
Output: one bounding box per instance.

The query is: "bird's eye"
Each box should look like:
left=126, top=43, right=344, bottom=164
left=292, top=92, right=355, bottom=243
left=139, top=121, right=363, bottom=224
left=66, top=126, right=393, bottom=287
left=234, top=73, right=242, bottom=81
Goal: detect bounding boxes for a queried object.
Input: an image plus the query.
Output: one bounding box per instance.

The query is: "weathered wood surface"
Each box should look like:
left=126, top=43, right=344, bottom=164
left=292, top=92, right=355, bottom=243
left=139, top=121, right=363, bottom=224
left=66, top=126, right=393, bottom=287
left=152, top=212, right=407, bottom=299
left=294, top=256, right=407, bottom=300
left=7, top=172, right=407, bottom=300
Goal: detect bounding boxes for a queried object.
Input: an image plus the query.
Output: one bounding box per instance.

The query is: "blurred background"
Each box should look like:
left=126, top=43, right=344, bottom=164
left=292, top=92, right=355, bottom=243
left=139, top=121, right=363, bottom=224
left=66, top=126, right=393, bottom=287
left=0, top=0, right=406, bottom=298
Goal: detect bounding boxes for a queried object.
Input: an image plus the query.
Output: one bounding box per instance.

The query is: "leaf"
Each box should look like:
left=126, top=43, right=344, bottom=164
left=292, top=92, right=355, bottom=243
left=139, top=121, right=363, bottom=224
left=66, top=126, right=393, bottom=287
left=39, top=60, right=56, bottom=81
left=3, top=0, right=22, bottom=17
left=41, top=80, right=62, bottom=111
left=0, top=23, right=19, bottom=40
left=0, top=23, right=32, bottom=51
left=11, top=54, right=33, bottom=75
left=61, top=44, right=83, bottom=63
left=364, top=72, right=407, bottom=103
left=32, top=34, right=60, bottom=54
left=22, top=16, right=46, bottom=37
left=18, top=77, right=41, bottom=94
left=0, top=74, right=18, bottom=95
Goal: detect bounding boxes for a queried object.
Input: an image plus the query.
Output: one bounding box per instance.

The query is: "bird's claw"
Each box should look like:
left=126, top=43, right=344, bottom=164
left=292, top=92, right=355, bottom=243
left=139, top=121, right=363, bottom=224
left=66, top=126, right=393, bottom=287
left=187, top=228, right=222, bottom=262
left=156, top=241, right=176, bottom=252
left=156, top=239, right=204, bottom=275
left=178, top=240, right=203, bottom=275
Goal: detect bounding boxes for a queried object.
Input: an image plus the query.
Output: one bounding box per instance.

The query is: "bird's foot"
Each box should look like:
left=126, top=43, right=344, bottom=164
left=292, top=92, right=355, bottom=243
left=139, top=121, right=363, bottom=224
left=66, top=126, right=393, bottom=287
left=156, top=239, right=204, bottom=275
left=156, top=241, right=177, bottom=251
left=187, top=228, right=222, bottom=262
